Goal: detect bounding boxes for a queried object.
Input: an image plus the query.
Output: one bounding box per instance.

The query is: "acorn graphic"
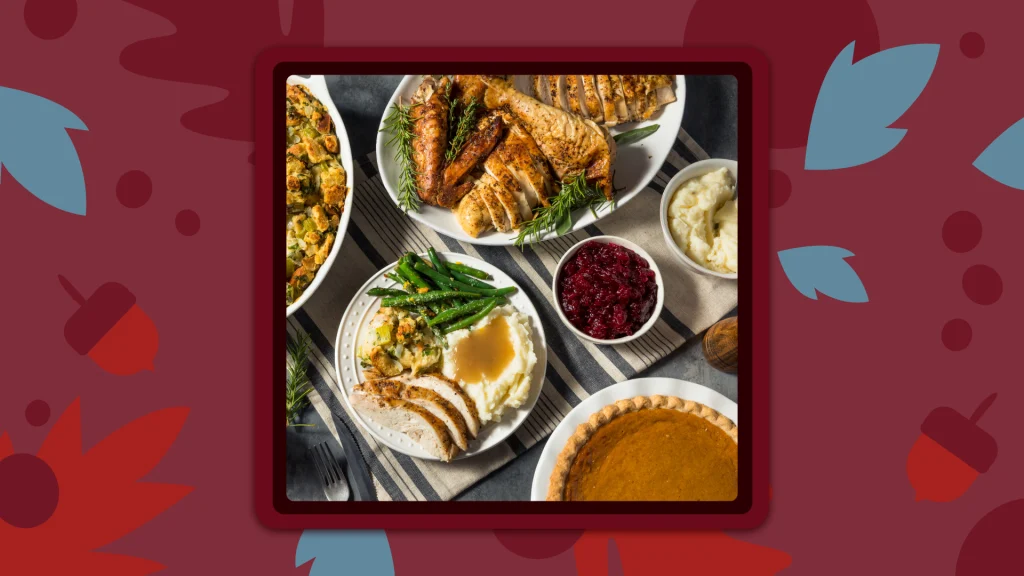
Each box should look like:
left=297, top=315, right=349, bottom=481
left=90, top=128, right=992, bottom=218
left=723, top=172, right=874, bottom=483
left=59, top=275, right=159, bottom=375
left=907, top=393, right=998, bottom=503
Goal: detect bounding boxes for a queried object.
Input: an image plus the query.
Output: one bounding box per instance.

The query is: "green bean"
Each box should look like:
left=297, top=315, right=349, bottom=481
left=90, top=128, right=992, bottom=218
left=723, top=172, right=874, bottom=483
left=412, top=261, right=478, bottom=293
left=391, top=304, right=435, bottom=318
left=397, top=260, right=431, bottom=291
left=488, top=286, right=517, bottom=297
left=443, top=299, right=499, bottom=333
left=405, top=252, right=429, bottom=267
left=384, top=272, right=405, bottom=286
left=393, top=262, right=444, bottom=314
left=447, top=261, right=490, bottom=279
left=367, top=287, right=409, bottom=298
left=404, top=254, right=447, bottom=294
left=427, top=297, right=504, bottom=326
left=414, top=262, right=517, bottom=297
left=449, top=269, right=495, bottom=290
left=427, top=247, right=451, bottom=276
left=380, top=290, right=482, bottom=308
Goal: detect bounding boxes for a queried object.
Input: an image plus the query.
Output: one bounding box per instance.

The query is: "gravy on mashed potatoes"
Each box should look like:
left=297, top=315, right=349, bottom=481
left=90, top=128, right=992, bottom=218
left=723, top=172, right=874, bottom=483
left=442, top=305, right=535, bottom=423
left=667, top=167, right=738, bottom=274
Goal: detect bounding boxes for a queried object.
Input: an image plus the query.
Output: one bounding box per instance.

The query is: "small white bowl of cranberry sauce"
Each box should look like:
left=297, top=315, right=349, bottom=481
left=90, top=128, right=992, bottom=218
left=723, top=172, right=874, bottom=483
left=551, top=236, right=665, bottom=345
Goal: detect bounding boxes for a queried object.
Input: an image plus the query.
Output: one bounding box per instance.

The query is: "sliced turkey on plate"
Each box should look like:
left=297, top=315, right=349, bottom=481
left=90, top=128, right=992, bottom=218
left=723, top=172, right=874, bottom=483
left=617, top=75, right=637, bottom=120
left=564, top=75, right=585, bottom=116
left=355, top=379, right=472, bottom=450
left=532, top=75, right=551, bottom=105
left=547, top=75, right=564, bottom=109
left=401, top=374, right=482, bottom=438
left=349, top=393, right=460, bottom=461
left=594, top=75, right=620, bottom=126
left=580, top=75, right=604, bottom=123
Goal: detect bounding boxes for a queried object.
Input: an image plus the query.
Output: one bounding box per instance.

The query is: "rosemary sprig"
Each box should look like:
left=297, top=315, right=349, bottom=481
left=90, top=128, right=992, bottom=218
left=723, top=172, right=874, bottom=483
left=381, top=100, right=420, bottom=213
left=286, top=332, right=315, bottom=427
left=445, top=97, right=479, bottom=163
left=444, top=80, right=455, bottom=136
left=514, top=172, right=613, bottom=247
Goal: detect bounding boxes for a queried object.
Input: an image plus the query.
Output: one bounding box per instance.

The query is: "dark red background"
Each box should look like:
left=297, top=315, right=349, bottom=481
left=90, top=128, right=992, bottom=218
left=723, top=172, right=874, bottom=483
left=2, top=0, right=1022, bottom=574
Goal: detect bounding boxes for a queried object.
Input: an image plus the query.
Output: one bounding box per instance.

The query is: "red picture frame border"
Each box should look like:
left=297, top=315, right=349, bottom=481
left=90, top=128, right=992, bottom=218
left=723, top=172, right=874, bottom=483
left=255, top=47, right=770, bottom=530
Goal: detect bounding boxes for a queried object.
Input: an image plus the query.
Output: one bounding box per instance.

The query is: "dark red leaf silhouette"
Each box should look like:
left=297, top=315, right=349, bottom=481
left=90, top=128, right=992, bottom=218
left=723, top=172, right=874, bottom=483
left=574, top=531, right=791, bottom=575
left=119, top=0, right=325, bottom=141
left=0, top=399, right=192, bottom=575
left=494, top=530, right=583, bottom=559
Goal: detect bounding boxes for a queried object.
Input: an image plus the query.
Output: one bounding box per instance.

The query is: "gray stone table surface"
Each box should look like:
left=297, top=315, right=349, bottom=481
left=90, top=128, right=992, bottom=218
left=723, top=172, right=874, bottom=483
left=286, top=74, right=738, bottom=502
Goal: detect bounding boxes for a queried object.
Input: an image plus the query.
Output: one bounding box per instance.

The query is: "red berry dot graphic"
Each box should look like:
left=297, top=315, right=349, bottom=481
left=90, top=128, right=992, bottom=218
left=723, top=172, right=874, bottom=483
left=0, top=454, right=59, bottom=528
left=963, top=265, right=1002, bottom=305
left=943, top=211, right=982, bottom=253
left=175, top=210, right=200, bottom=236
left=957, top=499, right=1024, bottom=575
left=116, top=170, right=152, bottom=208
left=960, top=32, right=985, bottom=58
left=24, top=0, right=77, bottom=39
left=769, top=170, right=791, bottom=209
left=942, top=319, right=973, bottom=351
left=25, top=400, right=50, bottom=427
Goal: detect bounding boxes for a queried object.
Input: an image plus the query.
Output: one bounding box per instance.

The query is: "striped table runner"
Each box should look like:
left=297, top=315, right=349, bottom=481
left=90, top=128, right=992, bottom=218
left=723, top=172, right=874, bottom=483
left=288, top=128, right=737, bottom=501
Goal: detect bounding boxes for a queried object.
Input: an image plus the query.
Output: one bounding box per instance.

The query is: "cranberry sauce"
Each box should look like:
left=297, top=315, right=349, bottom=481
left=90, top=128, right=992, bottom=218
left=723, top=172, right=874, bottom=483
left=558, top=241, right=658, bottom=340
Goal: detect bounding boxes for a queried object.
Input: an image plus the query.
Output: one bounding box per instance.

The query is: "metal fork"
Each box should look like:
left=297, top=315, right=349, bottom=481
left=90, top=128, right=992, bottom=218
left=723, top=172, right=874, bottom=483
left=310, top=441, right=351, bottom=501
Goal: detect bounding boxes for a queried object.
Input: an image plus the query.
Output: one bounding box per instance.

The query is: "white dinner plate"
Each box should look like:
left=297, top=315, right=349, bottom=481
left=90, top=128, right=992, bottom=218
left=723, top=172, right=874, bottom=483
left=375, top=75, right=686, bottom=245
left=286, top=74, right=356, bottom=317
left=530, top=377, right=737, bottom=501
left=334, top=252, right=547, bottom=461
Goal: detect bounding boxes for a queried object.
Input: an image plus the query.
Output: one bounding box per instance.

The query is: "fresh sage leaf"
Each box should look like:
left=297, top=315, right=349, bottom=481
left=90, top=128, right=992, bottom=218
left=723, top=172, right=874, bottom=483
left=556, top=212, right=573, bottom=236
left=614, top=124, right=660, bottom=145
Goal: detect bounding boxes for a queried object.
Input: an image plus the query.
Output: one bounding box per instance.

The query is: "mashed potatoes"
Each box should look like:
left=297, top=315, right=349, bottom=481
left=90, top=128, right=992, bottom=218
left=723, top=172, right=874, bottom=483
left=442, top=305, right=535, bottom=423
left=667, top=167, right=738, bottom=274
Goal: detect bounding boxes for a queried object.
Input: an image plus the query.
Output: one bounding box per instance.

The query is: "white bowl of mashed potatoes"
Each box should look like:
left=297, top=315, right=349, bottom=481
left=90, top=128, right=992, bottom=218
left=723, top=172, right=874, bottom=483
left=660, top=159, right=738, bottom=279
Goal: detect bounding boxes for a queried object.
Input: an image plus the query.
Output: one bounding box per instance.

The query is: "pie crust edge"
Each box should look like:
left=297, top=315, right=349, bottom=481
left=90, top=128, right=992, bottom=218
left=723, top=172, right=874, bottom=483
left=546, top=395, right=739, bottom=501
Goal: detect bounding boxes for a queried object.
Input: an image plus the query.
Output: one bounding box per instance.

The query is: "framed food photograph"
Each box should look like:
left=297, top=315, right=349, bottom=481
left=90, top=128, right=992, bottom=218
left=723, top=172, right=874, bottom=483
left=254, top=47, right=769, bottom=530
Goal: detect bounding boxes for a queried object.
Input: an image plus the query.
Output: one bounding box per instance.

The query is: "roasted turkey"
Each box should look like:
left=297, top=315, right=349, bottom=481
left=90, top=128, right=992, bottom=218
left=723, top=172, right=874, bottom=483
left=482, top=76, right=616, bottom=200
left=410, top=76, right=450, bottom=205
left=436, top=110, right=502, bottom=208
left=401, top=74, right=676, bottom=237
left=455, top=118, right=559, bottom=237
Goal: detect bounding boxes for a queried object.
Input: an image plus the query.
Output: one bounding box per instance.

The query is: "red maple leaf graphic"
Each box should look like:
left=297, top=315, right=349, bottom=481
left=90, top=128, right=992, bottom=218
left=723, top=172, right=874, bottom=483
left=574, top=531, right=792, bottom=575
left=119, top=0, right=325, bottom=141
left=0, top=433, right=12, bottom=460
left=0, top=399, right=192, bottom=575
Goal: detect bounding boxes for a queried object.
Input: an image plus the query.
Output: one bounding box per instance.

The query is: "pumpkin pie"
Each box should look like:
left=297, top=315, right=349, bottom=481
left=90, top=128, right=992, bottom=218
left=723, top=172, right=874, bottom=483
left=547, top=395, right=738, bottom=501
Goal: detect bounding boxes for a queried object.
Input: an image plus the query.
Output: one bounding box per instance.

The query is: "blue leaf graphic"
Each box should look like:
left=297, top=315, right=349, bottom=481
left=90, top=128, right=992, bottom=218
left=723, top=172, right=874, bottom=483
left=0, top=86, right=88, bottom=215
left=974, top=117, right=1024, bottom=190
left=778, top=246, right=868, bottom=302
left=805, top=41, right=939, bottom=170
left=296, top=530, right=395, bottom=576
